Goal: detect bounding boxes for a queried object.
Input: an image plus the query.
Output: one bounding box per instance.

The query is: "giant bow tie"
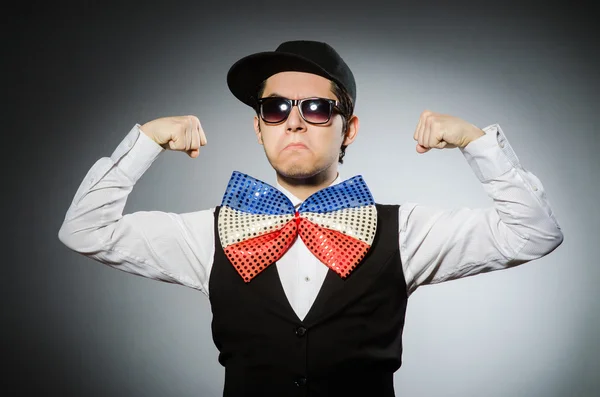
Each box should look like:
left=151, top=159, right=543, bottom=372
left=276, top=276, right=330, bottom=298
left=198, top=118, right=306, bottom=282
left=217, top=171, right=378, bottom=283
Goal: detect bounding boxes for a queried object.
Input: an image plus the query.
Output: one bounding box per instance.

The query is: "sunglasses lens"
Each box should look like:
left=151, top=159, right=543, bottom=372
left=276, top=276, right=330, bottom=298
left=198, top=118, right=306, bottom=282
left=260, top=98, right=290, bottom=123
left=300, top=99, right=332, bottom=123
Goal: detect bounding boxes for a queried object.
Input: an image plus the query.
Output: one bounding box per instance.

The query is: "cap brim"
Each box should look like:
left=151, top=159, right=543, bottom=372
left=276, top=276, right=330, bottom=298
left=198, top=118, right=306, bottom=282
left=227, top=51, right=337, bottom=108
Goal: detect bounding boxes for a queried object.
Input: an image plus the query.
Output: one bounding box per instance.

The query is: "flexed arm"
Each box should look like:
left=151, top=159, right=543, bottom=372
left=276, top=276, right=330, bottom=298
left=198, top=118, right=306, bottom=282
left=400, top=111, right=564, bottom=294
left=58, top=116, right=215, bottom=296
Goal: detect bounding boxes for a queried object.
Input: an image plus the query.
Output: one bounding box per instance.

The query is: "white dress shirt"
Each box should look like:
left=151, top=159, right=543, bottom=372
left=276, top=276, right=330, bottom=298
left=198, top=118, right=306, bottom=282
left=58, top=123, right=564, bottom=321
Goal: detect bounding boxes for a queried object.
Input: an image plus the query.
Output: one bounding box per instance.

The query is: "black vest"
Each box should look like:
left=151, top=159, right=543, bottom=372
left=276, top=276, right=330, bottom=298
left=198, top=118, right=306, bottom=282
left=209, top=204, right=408, bottom=397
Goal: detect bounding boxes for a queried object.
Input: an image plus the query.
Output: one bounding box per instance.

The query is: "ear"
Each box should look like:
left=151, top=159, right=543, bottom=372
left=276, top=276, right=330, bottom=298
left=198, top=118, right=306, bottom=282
left=253, top=115, right=263, bottom=145
left=342, top=115, right=359, bottom=146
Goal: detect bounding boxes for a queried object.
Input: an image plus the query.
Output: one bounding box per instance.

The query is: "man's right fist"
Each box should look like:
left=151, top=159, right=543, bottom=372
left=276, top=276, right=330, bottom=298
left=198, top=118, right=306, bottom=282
left=140, top=115, right=207, bottom=158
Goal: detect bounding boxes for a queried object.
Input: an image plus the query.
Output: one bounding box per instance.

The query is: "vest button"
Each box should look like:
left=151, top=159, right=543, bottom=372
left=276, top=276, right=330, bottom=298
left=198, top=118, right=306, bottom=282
left=295, top=326, right=307, bottom=337
left=295, top=377, right=307, bottom=387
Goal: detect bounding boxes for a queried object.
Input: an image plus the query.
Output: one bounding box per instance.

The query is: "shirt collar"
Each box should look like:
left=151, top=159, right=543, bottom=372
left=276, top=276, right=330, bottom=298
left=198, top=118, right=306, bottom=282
left=276, top=173, right=342, bottom=208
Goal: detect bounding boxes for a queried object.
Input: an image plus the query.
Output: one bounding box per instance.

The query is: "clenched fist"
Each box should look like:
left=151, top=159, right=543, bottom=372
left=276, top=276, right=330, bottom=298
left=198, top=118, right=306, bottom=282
left=413, top=110, right=484, bottom=154
left=141, top=115, right=207, bottom=158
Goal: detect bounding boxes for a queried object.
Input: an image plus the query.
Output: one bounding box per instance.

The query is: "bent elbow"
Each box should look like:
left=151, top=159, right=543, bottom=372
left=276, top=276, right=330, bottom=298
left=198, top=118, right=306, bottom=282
left=548, top=227, right=564, bottom=253
left=506, top=220, right=564, bottom=264
left=527, top=225, right=564, bottom=259
left=58, top=222, right=78, bottom=251
left=58, top=221, right=101, bottom=253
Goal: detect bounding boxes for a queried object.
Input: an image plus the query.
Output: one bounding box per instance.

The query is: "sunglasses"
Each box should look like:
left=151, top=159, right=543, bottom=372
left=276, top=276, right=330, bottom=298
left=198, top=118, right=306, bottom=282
left=257, top=96, right=341, bottom=124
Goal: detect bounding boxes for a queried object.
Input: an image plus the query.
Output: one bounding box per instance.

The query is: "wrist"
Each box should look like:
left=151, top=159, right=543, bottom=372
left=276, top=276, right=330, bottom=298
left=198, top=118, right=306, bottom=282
left=139, top=123, right=153, bottom=140
left=464, top=126, right=485, bottom=147
left=140, top=123, right=168, bottom=149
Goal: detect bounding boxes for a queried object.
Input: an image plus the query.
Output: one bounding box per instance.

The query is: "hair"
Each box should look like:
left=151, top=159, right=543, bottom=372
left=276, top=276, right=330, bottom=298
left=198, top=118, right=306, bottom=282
left=255, top=78, right=354, bottom=164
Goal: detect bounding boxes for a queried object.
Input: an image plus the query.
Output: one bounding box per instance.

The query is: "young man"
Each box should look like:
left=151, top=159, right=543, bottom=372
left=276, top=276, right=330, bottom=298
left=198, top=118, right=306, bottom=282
left=58, top=40, right=563, bottom=396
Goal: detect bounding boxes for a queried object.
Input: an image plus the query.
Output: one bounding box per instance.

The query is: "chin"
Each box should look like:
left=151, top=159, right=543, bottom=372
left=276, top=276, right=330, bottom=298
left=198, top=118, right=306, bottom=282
left=277, top=163, right=319, bottom=179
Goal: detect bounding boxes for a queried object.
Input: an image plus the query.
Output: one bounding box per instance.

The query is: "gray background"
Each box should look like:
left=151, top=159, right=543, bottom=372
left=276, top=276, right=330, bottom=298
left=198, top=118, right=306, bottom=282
left=8, top=1, right=599, bottom=396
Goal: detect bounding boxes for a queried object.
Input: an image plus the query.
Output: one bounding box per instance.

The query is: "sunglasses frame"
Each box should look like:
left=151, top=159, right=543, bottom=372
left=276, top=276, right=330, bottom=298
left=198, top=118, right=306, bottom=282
left=257, top=96, right=341, bottom=125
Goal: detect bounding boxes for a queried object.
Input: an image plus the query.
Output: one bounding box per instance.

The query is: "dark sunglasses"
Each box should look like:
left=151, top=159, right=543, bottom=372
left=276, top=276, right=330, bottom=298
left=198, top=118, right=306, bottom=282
left=257, top=96, right=341, bottom=124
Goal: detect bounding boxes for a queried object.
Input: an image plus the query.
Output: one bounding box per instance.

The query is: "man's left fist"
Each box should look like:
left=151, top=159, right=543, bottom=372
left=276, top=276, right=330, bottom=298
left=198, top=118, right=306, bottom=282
left=413, top=110, right=485, bottom=154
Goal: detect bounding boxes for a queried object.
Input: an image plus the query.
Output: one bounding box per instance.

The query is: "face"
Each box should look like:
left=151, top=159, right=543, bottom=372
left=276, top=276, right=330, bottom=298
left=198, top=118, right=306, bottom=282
left=253, top=71, right=357, bottom=179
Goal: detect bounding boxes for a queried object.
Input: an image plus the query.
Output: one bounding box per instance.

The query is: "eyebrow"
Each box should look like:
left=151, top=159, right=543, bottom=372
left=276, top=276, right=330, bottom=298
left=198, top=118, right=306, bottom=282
left=263, top=93, right=335, bottom=100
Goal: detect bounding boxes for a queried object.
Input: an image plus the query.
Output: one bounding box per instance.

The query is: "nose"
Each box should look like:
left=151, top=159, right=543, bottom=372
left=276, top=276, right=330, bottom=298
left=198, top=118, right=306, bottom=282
left=285, top=104, right=307, bottom=133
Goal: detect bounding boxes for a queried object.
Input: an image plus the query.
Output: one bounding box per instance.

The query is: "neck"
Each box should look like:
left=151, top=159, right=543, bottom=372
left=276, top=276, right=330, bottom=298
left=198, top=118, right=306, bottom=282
left=276, top=166, right=339, bottom=202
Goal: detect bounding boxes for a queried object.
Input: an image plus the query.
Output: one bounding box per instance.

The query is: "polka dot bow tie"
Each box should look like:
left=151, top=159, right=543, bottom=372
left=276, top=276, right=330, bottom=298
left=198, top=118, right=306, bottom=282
left=218, top=171, right=378, bottom=283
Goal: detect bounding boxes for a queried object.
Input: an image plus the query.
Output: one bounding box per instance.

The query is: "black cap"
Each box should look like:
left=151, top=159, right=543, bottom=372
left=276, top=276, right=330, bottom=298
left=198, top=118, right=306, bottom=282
left=227, top=40, right=356, bottom=108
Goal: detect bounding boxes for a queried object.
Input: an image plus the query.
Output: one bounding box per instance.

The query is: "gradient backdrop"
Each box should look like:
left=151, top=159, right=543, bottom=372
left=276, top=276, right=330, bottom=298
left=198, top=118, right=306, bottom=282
left=9, top=1, right=599, bottom=396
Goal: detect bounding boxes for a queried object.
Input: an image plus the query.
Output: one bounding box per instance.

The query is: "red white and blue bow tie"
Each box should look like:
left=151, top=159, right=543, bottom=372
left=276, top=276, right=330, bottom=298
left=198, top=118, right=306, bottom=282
left=217, top=171, right=378, bottom=283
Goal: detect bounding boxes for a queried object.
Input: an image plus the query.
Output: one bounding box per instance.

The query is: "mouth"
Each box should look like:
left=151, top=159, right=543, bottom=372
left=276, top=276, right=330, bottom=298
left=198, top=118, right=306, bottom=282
left=284, top=142, right=308, bottom=150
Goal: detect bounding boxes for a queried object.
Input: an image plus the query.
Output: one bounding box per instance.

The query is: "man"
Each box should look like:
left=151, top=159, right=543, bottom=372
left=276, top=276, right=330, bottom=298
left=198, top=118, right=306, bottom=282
left=58, top=40, right=563, bottom=396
